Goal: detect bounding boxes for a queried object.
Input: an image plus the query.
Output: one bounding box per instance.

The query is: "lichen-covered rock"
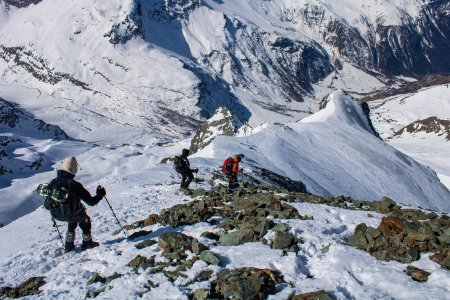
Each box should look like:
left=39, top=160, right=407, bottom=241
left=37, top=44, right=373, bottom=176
left=87, top=272, right=122, bottom=285
left=0, top=276, right=46, bottom=299
left=199, top=250, right=221, bottom=265
left=135, top=239, right=157, bottom=249
left=405, top=266, right=431, bottom=282
left=349, top=212, right=449, bottom=266
left=128, top=229, right=153, bottom=240
left=219, top=228, right=255, bottom=246
left=128, top=255, right=155, bottom=272
left=193, top=288, right=210, bottom=300
left=292, top=290, right=333, bottom=300
left=210, top=268, right=283, bottom=300
left=430, top=251, right=450, bottom=271
left=158, top=232, right=193, bottom=251
left=373, top=196, right=399, bottom=214
left=272, top=231, right=295, bottom=249
left=378, top=216, right=403, bottom=237
left=158, top=232, right=207, bottom=261
left=143, top=214, right=159, bottom=227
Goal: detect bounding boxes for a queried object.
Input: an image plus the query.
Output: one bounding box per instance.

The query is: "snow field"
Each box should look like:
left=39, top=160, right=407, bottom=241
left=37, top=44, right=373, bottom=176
left=369, top=84, right=450, bottom=190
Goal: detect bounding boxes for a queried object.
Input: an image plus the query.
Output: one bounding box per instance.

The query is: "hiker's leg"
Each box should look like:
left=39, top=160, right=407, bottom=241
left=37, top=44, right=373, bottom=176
left=79, top=214, right=92, bottom=240
left=65, top=222, right=77, bottom=252
left=228, top=174, right=238, bottom=188
left=180, top=173, right=187, bottom=189
left=183, top=171, right=193, bottom=188
left=79, top=214, right=99, bottom=250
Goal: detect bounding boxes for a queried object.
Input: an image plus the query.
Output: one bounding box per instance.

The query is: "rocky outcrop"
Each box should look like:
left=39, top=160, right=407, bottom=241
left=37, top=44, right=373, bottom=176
left=104, top=174, right=448, bottom=298
left=361, top=74, right=450, bottom=102
left=348, top=206, right=450, bottom=267
left=104, top=0, right=144, bottom=45
left=189, top=106, right=238, bottom=154
left=292, top=2, right=450, bottom=78
left=0, top=276, right=46, bottom=299
left=0, top=46, right=95, bottom=91
left=393, top=117, right=450, bottom=140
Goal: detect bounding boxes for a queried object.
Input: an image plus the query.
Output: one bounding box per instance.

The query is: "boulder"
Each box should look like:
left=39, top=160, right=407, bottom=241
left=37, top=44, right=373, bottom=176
left=272, top=231, right=295, bottom=249
left=219, top=228, right=255, bottom=246
left=373, top=196, right=398, bottom=213
left=405, top=266, right=431, bottom=282
left=135, top=239, right=157, bottom=249
left=200, top=231, right=220, bottom=241
left=199, top=250, right=221, bottom=265
left=87, top=272, right=122, bottom=285
left=193, top=288, right=209, bottom=300
left=430, top=252, right=450, bottom=270
left=211, top=268, right=282, bottom=300
left=292, top=290, right=333, bottom=300
left=348, top=223, right=369, bottom=250
left=143, top=214, right=159, bottom=226
left=0, top=277, right=46, bottom=299
left=158, top=232, right=193, bottom=252
left=128, top=255, right=155, bottom=272
left=128, top=229, right=153, bottom=240
left=378, top=217, right=403, bottom=237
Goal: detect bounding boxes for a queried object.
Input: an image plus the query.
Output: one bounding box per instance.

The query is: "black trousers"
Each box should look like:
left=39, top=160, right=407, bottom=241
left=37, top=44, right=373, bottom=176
left=228, top=174, right=238, bottom=187
left=68, top=214, right=91, bottom=235
left=181, top=171, right=194, bottom=189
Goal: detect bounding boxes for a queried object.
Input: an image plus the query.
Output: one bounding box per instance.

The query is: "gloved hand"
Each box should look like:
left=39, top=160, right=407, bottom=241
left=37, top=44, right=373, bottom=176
left=193, top=168, right=199, bottom=173
left=96, top=185, right=106, bottom=198
left=240, top=168, right=244, bottom=173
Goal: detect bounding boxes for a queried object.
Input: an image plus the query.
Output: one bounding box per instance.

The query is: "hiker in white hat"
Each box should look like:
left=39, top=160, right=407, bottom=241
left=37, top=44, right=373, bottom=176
left=45, top=156, right=106, bottom=252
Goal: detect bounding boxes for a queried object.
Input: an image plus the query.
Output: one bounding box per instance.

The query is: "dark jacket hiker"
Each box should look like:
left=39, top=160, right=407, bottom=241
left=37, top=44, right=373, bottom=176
left=44, top=156, right=106, bottom=252
left=174, top=149, right=198, bottom=190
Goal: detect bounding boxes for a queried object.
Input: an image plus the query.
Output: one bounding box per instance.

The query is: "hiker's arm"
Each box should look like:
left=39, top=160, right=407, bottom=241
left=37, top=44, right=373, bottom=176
left=232, top=163, right=240, bottom=174
left=75, top=182, right=103, bottom=206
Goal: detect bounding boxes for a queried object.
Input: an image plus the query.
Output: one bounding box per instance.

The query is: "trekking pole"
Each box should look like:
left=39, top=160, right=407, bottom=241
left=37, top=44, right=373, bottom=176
left=104, top=196, right=128, bottom=238
left=51, top=217, right=64, bottom=247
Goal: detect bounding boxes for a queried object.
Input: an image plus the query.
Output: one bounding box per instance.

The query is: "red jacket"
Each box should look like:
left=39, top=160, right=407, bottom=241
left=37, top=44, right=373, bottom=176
left=231, top=156, right=241, bottom=175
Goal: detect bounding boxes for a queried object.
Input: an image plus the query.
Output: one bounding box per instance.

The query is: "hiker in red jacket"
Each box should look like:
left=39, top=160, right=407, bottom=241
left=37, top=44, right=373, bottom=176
left=222, top=155, right=243, bottom=188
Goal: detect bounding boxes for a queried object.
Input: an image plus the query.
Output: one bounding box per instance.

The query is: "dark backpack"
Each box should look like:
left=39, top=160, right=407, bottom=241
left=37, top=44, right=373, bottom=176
left=222, top=157, right=233, bottom=175
left=173, top=156, right=186, bottom=173
left=37, top=181, right=83, bottom=222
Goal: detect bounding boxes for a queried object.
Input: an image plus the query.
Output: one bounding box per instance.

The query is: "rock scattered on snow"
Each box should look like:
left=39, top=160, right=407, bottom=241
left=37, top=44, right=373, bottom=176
left=404, top=266, right=431, bottom=283
left=0, top=276, right=46, bottom=299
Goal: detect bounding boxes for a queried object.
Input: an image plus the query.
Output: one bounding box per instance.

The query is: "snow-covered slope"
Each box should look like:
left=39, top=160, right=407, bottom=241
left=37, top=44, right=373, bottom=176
left=369, top=84, right=450, bottom=190
left=1, top=0, right=449, bottom=145
left=199, top=91, right=450, bottom=212
left=0, top=97, right=91, bottom=226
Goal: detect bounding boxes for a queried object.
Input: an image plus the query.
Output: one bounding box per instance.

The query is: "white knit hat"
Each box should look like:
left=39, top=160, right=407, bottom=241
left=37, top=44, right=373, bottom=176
left=61, top=156, right=78, bottom=175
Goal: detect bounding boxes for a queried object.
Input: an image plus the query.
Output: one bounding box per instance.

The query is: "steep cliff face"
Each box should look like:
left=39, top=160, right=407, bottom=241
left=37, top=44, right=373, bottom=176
left=293, top=0, right=450, bottom=77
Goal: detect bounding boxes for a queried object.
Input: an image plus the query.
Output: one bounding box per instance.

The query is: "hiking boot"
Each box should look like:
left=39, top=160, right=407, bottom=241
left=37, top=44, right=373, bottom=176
left=180, top=188, right=192, bottom=195
left=81, top=240, right=99, bottom=251
left=64, top=242, right=75, bottom=253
